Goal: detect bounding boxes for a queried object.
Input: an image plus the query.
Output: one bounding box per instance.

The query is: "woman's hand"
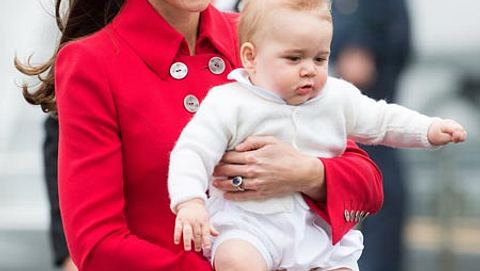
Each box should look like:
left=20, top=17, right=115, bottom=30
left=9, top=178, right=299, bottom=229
left=212, top=136, right=326, bottom=202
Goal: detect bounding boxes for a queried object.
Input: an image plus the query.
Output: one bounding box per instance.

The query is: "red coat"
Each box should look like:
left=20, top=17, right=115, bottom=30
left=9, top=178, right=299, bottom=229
left=55, top=0, right=383, bottom=270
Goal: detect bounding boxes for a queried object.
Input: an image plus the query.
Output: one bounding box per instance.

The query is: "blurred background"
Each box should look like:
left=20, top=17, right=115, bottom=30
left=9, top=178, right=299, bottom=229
left=0, top=0, right=479, bottom=270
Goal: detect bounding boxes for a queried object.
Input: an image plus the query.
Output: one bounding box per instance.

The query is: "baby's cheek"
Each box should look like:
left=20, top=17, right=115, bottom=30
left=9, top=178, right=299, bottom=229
left=317, top=70, right=328, bottom=88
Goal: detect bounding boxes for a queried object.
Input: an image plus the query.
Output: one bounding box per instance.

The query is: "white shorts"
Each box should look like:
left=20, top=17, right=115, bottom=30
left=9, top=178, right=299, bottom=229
left=206, top=197, right=363, bottom=271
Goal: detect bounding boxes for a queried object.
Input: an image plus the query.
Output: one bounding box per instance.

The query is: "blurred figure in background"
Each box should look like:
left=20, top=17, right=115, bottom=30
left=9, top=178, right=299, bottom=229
left=44, top=116, right=77, bottom=271
left=330, top=0, right=412, bottom=271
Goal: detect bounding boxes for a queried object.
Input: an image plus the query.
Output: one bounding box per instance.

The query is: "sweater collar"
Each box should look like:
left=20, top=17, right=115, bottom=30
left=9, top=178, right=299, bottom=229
left=112, top=0, right=238, bottom=79
left=228, top=69, right=287, bottom=104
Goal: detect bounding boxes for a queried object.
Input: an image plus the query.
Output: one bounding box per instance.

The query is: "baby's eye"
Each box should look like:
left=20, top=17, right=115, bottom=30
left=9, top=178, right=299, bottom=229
left=285, top=56, right=301, bottom=62
left=314, top=57, right=327, bottom=63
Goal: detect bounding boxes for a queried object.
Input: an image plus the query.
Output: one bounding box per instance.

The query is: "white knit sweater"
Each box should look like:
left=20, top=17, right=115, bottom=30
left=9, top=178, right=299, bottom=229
left=168, top=69, right=435, bottom=214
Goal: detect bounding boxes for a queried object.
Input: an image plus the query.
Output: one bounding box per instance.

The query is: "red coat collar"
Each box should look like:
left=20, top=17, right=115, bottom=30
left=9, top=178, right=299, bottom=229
left=111, top=0, right=238, bottom=80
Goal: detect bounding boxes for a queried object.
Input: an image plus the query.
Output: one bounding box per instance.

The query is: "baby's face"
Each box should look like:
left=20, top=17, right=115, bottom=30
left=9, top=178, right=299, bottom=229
left=249, top=8, right=332, bottom=105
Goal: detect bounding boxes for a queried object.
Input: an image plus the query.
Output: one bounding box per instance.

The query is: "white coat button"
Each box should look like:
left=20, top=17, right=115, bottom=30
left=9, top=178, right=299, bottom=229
left=184, top=95, right=199, bottom=113
left=359, top=211, right=366, bottom=221
left=355, top=210, right=361, bottom=222
left=350, top=210, right=356, bottom=222
left=363, top=212, right=370, bottom=221
left=208, top=56, right=226, bottom=75
left=344, top=209, right=351, bottom=222
left=170, top=62, right=188, bottom=79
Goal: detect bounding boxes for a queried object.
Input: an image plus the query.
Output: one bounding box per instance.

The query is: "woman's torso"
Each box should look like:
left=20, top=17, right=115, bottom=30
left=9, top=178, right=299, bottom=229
left=58, top=0, right=240, bottom=268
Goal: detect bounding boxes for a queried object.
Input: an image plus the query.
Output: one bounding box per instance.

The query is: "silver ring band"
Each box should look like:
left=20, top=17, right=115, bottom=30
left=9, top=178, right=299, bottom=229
left=231, top=176, right=245, bottom=191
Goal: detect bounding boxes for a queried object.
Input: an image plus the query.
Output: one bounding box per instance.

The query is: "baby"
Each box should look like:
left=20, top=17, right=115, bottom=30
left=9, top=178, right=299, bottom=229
left=168, top=0, right=467, bottom=270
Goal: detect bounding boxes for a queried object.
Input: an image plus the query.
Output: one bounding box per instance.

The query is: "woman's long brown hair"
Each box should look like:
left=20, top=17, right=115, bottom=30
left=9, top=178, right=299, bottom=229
left=14, top=0, right=125, bottom=115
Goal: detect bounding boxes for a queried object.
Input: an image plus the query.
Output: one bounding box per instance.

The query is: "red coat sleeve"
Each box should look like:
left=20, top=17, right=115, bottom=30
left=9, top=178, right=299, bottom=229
left=55, top=42, right=208, bottom=271
left=304, top=140, right=383, bottom=244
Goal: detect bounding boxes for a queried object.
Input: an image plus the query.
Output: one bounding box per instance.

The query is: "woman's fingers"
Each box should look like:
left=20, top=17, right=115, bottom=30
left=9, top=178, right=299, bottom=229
left=213, top=176, right=261, bottom=192
left=214, top=135, right=324, bottom=201
left=235, top=136, right=277, bottom=152
left=218, top=150, right=258, bottom=165
left=213, top=162, right=249, bottom=177
left=214, top=135, right=279, bottom=179
left=212, top=178, right=236, bottom=191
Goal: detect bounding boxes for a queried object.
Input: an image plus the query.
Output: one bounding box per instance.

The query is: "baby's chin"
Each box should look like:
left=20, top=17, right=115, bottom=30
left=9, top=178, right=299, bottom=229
left=284, top=88, right=319, bottom=105
left=285, top=94, right=315, bottom=105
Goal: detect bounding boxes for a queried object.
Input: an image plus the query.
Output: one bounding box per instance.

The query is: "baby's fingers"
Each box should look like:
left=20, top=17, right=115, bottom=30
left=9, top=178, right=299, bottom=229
left=442, top=120, right=466, bottom=143
left=174, top=221, right=183, bottom=245
left=210, top=225, right=220, bottom=237
left=201, top=224, right=212, bottom=250
left=200, top=224, right=219, bottom=250
left=452, top=129, right=467, bottom=143
left=193, top=223, right=203, bottom=252
left=183, top=224, right=193, bottom=251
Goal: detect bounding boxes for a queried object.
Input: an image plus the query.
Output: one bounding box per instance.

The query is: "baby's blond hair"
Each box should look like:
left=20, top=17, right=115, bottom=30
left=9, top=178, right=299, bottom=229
left=238, top=0, right=332, bottom=45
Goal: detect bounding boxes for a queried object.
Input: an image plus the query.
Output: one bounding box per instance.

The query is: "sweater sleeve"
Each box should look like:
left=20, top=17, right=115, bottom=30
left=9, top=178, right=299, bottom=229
left=168, top=88, right=233, bottom=212
left=305, top=140, right=384, bottom=244
left=345, top=82, right=436, bottom=148
left=55, top=42, right=207, bottom=271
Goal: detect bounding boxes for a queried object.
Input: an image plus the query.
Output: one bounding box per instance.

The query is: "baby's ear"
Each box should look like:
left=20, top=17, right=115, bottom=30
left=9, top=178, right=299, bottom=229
left=240, top=42, right=256, bottom=73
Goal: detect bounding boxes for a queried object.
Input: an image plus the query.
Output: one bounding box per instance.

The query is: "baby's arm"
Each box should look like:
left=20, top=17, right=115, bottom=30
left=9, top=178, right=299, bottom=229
left=168, top=88, right=233, bottom=210
left=174, top=198, right=219, bottom=251
left=168, top=87, right=234, bottom=249
left=427, top=119, right=467, bottom=146
left=343, top=82, right=467, bottom=148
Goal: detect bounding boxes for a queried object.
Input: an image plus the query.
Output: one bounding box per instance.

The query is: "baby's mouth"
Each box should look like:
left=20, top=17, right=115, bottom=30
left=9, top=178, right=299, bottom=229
left=296, top=84, right=314, bottom=95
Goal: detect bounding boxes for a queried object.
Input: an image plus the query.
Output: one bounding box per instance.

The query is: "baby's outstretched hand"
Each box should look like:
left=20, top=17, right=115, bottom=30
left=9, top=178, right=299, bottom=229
left=427, top=119, right=467, bottom=146
left=174, top=198, right=219, bottom=251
